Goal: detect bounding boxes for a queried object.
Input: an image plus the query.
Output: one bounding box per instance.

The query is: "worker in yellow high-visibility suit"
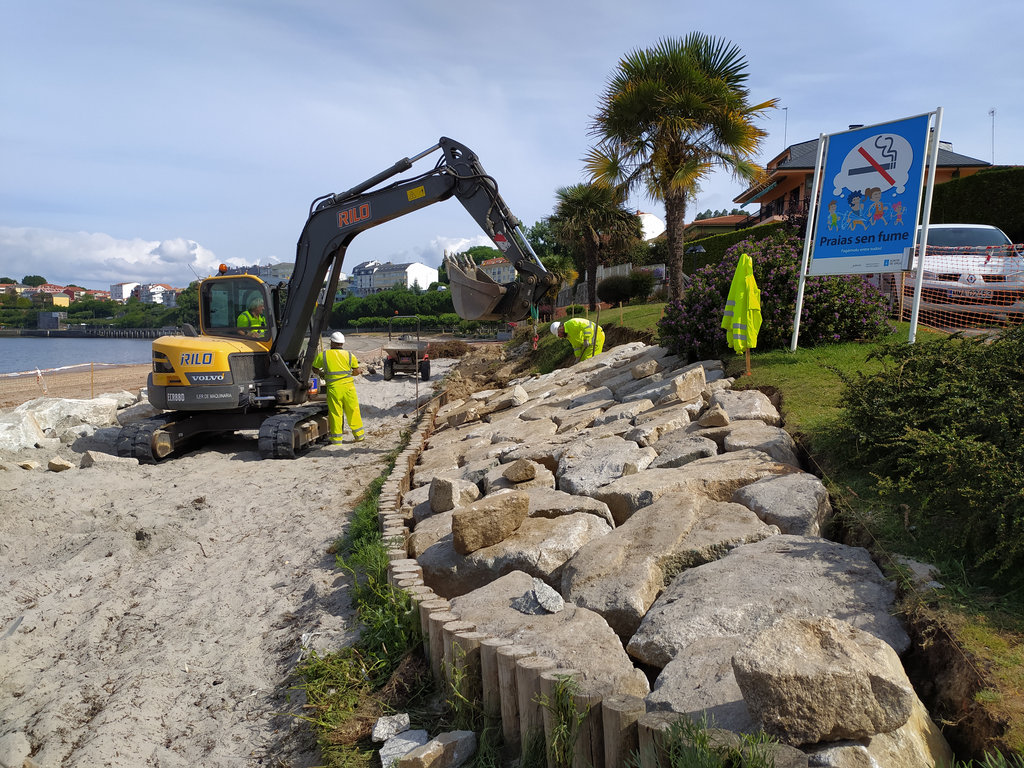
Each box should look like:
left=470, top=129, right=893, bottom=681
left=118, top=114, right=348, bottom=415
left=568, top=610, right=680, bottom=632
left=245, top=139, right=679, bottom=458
left=550, top=318, right=604, bottom=362
left=312, top=332, right=364, bottom=445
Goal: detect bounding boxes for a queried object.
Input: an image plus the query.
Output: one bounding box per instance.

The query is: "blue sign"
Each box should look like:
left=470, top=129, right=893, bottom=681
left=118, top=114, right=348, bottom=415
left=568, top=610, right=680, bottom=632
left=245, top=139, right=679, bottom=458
left=809, top=114, right=930, bottom=275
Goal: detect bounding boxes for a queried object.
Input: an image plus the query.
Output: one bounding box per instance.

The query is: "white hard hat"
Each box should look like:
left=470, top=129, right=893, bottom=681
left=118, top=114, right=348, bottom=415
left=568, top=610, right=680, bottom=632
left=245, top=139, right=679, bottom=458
left=550, top=321, right=561, bottom=337
left=330, top=331, right=345, bottom=345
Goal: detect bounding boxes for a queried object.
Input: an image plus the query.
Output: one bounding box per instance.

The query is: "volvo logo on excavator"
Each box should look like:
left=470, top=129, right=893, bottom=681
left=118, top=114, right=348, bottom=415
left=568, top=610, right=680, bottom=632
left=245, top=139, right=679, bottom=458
left=338, top=203, right=371, bottom=229
left=185, top=371, right=229, bottom=384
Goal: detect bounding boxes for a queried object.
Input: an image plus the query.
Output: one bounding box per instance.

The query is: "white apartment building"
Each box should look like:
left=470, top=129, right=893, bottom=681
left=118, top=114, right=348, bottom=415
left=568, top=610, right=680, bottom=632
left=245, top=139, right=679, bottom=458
left=371, top=262, right=437, bottom=293
left=350, top=260, right=382, bottom=297
left=109, top=282, right=140, bottom=302
left=349, top=261, right=438, bottom=296
left=139, top=283, right=178, bottom=306
left=479, top=257, right=515, bottom=285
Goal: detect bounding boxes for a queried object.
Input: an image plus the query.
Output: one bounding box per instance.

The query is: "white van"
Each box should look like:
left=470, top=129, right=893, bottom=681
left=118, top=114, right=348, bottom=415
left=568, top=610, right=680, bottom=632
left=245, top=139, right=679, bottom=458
left=912, top=224, right=1023, bottom=311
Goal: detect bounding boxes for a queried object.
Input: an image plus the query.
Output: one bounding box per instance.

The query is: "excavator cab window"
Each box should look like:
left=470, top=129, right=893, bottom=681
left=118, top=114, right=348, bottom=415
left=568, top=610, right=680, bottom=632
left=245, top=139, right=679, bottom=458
left=199, top=276, right=271, bottom=341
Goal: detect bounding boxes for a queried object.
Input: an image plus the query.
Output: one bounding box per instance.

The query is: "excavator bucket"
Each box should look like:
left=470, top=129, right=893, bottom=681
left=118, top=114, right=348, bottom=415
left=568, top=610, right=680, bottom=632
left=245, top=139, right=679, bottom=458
left=445, top=253, right=507, bottom=322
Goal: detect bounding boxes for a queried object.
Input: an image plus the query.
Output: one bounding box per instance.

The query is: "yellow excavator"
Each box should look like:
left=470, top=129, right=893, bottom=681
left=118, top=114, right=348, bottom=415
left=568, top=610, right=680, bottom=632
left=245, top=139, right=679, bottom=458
left=115, top=137, right=556, bottom=462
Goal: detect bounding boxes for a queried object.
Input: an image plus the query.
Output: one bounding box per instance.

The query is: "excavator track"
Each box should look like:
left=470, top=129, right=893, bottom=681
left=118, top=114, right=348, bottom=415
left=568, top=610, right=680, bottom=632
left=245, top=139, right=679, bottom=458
left=115, top=413, right=188, bottom=464
left=115, top=408, right=304, bottom=463
left=257, top=405, right=330, bottom=459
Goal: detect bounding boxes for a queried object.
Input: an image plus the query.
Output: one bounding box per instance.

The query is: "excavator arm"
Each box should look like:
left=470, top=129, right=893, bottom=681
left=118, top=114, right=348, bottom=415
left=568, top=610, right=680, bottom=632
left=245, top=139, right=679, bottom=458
left=273, top=137, right=556, bottom=387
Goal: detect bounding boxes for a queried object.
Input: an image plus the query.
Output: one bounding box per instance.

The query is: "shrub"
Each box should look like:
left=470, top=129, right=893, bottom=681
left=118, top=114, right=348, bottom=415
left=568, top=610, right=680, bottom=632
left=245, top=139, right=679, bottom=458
left=836, top=325, right=1024, bottom=588
left=657, top=231, right=891, bottom=360
left=352, top=315, right=387, bottom=329
left=438, top=312, right=461, bottom=330
left=629, top=269, right=658, bottom=302
left=597, top=275, right=634, bottom=305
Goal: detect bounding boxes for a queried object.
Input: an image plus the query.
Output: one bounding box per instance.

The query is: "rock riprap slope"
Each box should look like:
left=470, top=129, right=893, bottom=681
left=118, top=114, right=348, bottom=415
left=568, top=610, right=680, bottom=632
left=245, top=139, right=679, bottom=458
left=399, top=341, right=953, bottom=767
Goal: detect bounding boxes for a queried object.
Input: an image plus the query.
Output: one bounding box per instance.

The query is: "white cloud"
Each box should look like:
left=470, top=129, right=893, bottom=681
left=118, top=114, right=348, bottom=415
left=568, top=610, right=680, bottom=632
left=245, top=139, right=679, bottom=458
left=403, top=235, right=495, bottom=269
left=0, top=226, right=236, bottom=290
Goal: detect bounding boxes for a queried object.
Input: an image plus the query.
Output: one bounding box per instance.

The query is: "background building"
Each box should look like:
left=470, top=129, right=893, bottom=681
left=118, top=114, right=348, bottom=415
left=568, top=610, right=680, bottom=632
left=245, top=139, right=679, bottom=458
left=350, top=260, right=438, bottom=296
left=479, top=257, right=515, bottom=284
left=110, top=282, right=139, bottom=302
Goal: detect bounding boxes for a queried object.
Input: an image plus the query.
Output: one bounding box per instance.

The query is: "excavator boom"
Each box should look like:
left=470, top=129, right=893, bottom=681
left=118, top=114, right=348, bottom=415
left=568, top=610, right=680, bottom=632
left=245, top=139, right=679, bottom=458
left=278, top=137, right=555, bottom=366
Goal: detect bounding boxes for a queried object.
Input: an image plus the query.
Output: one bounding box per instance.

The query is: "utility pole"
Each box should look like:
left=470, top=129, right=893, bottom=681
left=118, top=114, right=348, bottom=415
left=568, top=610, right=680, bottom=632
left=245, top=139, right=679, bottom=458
left=782, top=106, right=789, bottom=150
left=988, top=108, right=996, bottom=164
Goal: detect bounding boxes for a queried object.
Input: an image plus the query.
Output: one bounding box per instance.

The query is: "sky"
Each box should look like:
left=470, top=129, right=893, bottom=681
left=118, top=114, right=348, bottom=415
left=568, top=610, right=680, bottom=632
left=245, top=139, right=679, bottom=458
left=2, top=0, right=1022, bottom=292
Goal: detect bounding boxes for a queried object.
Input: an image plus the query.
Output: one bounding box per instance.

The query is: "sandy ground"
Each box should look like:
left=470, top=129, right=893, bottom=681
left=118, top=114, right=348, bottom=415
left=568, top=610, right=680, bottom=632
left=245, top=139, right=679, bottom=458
left=0, top=335, right=459, bottom=768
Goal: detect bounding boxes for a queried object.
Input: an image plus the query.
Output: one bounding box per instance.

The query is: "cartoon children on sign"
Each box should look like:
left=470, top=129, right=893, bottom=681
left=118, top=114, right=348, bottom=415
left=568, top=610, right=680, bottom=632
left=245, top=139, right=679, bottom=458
left=891, top=200, right=905, bottom=226
left=845, top=190, right=868, bottom=230
left=866, top=187, right=888, bottom=226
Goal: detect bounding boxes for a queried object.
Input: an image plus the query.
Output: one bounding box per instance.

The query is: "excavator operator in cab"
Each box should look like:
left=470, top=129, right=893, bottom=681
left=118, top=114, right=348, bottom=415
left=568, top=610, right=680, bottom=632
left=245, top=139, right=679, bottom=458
left=551, top=318, right=604, bottom=363
left=237, top=295, right=267, bottom=337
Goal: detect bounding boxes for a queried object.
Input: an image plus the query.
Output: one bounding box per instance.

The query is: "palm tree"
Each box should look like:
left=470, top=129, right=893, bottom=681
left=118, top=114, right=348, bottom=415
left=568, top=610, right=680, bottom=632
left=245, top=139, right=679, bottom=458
left=548, top=183, right=643, bottom=311
left=587, top=33, right=778, bottom=302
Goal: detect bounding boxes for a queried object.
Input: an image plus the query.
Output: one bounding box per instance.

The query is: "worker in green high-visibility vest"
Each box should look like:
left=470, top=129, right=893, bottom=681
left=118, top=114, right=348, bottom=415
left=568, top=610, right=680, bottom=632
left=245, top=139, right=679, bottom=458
left=236, top=295, right=267, bottom=337
left=550, top=318, right=604, bottom=362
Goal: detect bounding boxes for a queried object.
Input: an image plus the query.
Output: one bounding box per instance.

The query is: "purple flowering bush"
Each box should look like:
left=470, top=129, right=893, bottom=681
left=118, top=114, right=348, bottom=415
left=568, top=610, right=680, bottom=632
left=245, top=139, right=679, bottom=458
left=658, top=231, right=892, bottom=360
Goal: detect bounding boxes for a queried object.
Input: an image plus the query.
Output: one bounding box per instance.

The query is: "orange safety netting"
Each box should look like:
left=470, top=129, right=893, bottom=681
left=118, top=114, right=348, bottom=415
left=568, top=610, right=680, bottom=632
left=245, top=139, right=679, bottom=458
left=878, top=242, right=1024, bottom=332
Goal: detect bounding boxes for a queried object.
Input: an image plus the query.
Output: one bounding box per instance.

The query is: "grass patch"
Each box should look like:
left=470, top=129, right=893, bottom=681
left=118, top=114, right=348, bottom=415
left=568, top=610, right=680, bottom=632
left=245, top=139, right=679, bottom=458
left=627, top=714, right=782, bottom=767
left=596, top=301, right=667, bottom=335
left=295, top=435, right=439, bottom=767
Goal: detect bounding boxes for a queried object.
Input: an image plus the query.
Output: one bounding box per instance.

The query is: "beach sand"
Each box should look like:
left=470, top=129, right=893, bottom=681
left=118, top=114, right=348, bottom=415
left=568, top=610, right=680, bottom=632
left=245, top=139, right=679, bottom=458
left=0, top=345, right=458, bottom=767
left=0, top=364, right=152, bottom=410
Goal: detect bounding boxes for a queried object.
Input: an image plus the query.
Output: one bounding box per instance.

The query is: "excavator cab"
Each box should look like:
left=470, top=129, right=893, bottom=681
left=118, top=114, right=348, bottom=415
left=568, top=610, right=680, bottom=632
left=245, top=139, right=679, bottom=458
left=199, top=274, right=274, bottom=343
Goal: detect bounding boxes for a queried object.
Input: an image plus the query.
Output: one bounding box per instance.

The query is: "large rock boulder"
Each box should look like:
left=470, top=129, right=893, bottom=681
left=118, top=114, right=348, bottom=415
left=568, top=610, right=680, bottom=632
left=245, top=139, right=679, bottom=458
left=622, top=406, right=691, bottom=448
left=556, top=435, right=656, bottom=496
left=0, top=410, right=46, bottom=453
left=420, top=513, right=611, bottom=598
left=732, top=472, right=833, bottom=537
left=591, top=450, right=793, bottom=525
left=524, top=487, right=614, bottom=527
left=591, top=399, right=655, bottom=428
left=449, top=571, right=650, bottom=698
left=648, top=431, right=718, bottom=469
left=803, top=697, right=953, bottom=768
left=409, top=511, right=453, bottom=558
left=629, top=535, right=910, bottom=670
left=720, top=420, right=800, bottom=467
left=14, top=396, right=120, bottom=431
left=482, top=461, right=555, bottom=495
left=488, top=417, right=558, bottom=446
left=561, top=491, right=777, bottom=638
left=731, top=616, right=916, bottom=745
left=709, top=389, right=781, bottom=427
left=429, top=476, right=481, bottom=514
left=452, top=491, right=530, bottom=554
left=498, top=434, right=580, bottom=474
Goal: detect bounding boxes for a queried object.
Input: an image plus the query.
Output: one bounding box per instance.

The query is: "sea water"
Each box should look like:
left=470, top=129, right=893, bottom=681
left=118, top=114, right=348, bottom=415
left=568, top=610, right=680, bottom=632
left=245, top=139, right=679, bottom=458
left=0, top=337, right=154, bottom=375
